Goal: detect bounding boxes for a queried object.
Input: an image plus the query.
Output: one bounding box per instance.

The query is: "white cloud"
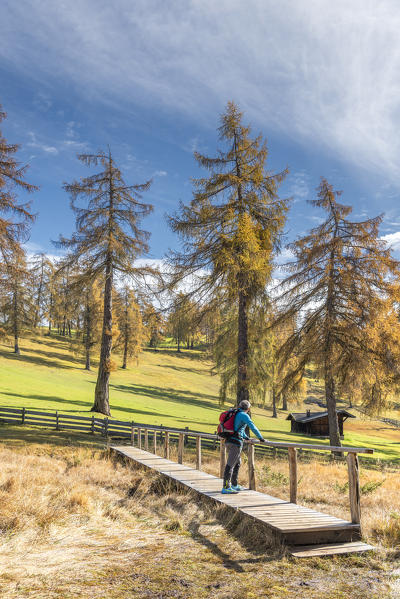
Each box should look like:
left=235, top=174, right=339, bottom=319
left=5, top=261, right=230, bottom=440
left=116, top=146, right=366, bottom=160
left=380, top=231, right=400, bottom=250
left=152, top=170, right=167, bottom=177
left=27, top=131, right=58, bottom=154
left=3, top=1, right=400, bottom=180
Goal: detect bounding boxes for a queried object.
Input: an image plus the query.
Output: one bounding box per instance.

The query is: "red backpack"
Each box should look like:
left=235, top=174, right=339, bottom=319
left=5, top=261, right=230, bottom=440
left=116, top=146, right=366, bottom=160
left=217, top=408, right=239, bottom=439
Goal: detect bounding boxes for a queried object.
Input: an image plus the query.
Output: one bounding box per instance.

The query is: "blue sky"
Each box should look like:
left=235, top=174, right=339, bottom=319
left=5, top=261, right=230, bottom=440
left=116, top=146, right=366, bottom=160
left=2, top=0, right=400, bottom=262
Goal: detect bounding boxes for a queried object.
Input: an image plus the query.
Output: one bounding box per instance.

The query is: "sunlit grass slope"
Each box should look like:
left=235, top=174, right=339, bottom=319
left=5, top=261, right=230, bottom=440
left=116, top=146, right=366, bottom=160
left=1, top=334, right=400, bottom=460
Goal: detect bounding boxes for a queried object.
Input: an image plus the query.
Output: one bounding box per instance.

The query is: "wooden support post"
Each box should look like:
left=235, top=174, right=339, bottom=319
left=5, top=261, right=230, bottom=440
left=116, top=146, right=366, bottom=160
left=131, top=422, right=134, bottom=446
left=137, top=428, right=142, bottom=449
left=164, top=431, right=169, bottom=459
left=91, top=415, right=95, bottom=434
left=153, top=430, right=157, bottom=454
left=104, top=417, right=108, bottom=438
left=196, top=436, right=202, bottom=470
left=288, top=447, right=298, bottom=504
left=219, top=439, right=226, bottom=478
left=144, top=429, right=149, bottom=451
left=248, top=443, right=256, bottom=490
left=21, top=407, right=26, bottom=425
left=347, top=452, right=361, bottom=525
left=56, top=411, right=60, bottom=431
left=178, top=433, right=184, bottom=464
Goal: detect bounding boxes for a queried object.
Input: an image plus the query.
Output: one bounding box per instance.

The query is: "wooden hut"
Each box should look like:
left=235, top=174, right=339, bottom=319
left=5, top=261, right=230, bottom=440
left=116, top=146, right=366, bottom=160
left=286, top=409, right=355, bottom=438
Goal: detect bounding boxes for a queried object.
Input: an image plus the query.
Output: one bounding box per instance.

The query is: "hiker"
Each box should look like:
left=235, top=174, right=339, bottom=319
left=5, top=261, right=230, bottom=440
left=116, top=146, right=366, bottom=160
left=221, top=399, right=265, bottom=494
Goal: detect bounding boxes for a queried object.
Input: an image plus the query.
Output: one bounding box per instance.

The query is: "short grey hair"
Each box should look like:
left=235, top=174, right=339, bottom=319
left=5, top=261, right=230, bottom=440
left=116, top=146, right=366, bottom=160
left=239, top=400, right=251, bottom=410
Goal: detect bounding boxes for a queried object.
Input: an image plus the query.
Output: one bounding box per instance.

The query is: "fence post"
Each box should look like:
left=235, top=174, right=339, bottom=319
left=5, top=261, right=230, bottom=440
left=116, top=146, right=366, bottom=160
left=196, top=436, right=202, bottom=470
left=288, top=447, right=298, bottom=504
left=347, top=452, right=361, bottom=525
left=144, top=428, right=149, bottom=451
left=153, top=430, right=157, bottom=454
left=219, top=439, right=226, bottom=478
left=104, top=417, right=109, bottom=438
left=248, top=442, right=256, bottom=490
left=21, top=407, right=26, bottom=425
left=178, top=433, right=184, bottom=464
left=131, top=422, right=134, bottom=445
left=164, top=431, right=169, bottom=459
left=137, top=427, right=142, bottom=449
left=55, top=411, right=60, bottom=431
left=91, top=415, right=95, bottom=434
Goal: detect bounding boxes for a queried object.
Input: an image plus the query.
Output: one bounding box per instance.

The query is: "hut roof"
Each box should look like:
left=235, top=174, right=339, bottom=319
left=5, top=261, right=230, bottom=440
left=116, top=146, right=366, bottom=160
left=286, top=410, right=355, bottom=423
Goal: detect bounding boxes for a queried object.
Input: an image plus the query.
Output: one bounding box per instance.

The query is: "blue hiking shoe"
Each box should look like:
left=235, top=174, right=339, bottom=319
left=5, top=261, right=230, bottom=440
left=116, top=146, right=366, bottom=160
left=221, top=485, right=239, bottom=494
left=231, top=484, right=245, bottom=491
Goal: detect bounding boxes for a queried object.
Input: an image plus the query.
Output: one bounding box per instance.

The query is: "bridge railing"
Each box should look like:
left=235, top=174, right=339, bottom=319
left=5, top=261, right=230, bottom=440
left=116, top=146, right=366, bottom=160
left=0, top=406, right=373, bottom=525
left=130, top=424, right=373, bottom=527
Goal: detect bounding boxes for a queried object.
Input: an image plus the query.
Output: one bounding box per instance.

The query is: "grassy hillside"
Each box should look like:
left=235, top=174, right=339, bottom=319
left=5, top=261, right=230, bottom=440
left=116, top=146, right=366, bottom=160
left=1, top=333, right=400, bottom=461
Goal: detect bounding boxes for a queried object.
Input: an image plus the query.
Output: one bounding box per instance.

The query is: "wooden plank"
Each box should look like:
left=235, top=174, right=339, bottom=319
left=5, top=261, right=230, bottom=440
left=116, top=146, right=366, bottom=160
left=137, top=428, right=142, bottom=449
left=248, top=443, right=256, bottom=490
left=144, top=429, right=149, bottom=451
left=164, top=431, right=169, bottom=459
left=347, top=452, right=361, bottom=525
left=290, top=542, right=374, bottom=558
left=178, top=433, right=184, bottom=464
left=288, top=447, right=297, bottom=504
left=153, top=430, right=157, bottom=454
left=196, top=436, right=201, bottom=470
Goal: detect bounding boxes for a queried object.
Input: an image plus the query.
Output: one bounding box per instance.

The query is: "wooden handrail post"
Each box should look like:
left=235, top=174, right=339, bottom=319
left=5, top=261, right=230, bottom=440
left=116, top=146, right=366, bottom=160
left=137, top=427, right=142, bottom=449
left=288, top=447, right=298, bottom=504
left=131, top=422, right=134, bottom=445
left=248, top=442, right=256, bottom=490
left=164, top=431, right=170, bottom=459
left=56, top=411, right=60, bottom=431
left=104, top=417, right=109, bottom=438
left=196, top=436, right=202, bottom=470
left=144, top=428, right=149, bottom=451
left=153, top=430, right=157, bottom=454
left=347, top=452, right=361, bottom=525
left=91, top=415, right=95, bottom=434
left=219, top=439, right=226, bottom=478
left=178, top=433, right=184, bottom=464
left=21, top=407, right=26, bottom=425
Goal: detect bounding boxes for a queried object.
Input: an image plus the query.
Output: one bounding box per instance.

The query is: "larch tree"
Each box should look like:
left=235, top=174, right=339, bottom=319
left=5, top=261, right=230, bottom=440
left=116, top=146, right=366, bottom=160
left=30, top=252, right=53, bottom=329
left=56, top=149, right=153, bottom=415
left=274, top=178, right=400, bottom=447
left=168, top=102, right=289, bottom=404
left=114, top=286, right=143, bottom=369
left=1, top=247, right=33, bottom=354
left=0, top=105, right=37, bottom=264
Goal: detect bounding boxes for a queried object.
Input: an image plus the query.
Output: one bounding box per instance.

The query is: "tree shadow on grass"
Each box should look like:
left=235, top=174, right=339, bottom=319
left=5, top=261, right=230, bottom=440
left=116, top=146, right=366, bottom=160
left=157, top=364, right=209, bottom=375
left=0, top=350, right=74, bottom=370
left=1, top=392, right=91, bottom=410
left=144, top=348, right=207, bottom=362
left=110, top=383, right=219, bottom=412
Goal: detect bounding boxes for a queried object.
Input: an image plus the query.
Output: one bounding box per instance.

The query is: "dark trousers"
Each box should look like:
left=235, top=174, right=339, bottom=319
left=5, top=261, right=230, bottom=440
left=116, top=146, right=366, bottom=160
left=223, top=441, right=242, bottom=487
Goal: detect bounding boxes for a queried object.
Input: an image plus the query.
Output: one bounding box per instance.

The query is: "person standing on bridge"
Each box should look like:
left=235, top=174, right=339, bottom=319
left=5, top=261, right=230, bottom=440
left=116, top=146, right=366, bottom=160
left=221, top=399, right=265, bottom=494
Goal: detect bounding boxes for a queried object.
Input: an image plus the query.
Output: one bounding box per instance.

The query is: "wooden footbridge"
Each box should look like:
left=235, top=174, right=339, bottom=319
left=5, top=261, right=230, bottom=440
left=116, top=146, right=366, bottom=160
left=111, top=426, right=374, bottom=558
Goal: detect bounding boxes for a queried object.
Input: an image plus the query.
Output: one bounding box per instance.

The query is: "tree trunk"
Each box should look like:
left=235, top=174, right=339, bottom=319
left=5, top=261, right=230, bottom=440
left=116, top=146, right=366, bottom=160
left=237, top=288, right=249, bottom=404
left=186, top=339, right=190, bottom=350
left=190, top=338, right=194, bottom=349
left=92, top=260, right=112, bottom=415
left=324, top=240, right=341, bottom=449
left=272, top=387, right=277, bottom=418
left=84, top=300, right=91, bottom=371
left=282, top=394, right=288, bottom=411
left=177, top=335, right=181, bottom=352
left=13, top=289, right=20, bottom=355
left=122, top=336, right=128, bottom=369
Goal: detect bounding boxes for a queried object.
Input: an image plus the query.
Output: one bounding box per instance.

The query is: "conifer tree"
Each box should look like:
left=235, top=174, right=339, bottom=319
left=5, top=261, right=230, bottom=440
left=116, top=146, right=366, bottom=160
left=30, top=253, right=53, bottom=329
left=114, top=286, right=143, bottom=368
left=0, top=105, right=37, bottom=262
left=57, top=149, right=153, bottom=415
left=1, top=247, right=32, bottom=353
left=275, top=178, right=400, bottom=447
left=168, top=102, right=289, bottom=403
left=142, top=303, right=164, bottom=348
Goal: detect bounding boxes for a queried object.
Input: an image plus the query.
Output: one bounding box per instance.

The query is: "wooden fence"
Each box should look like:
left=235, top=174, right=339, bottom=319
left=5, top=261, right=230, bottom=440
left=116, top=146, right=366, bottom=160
left=0, top=406, right=374, bottom=524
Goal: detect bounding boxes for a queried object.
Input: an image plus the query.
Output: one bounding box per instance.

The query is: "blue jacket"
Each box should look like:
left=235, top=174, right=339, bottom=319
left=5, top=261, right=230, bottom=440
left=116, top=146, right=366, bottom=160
left=231, top=409, right=263, bottom=445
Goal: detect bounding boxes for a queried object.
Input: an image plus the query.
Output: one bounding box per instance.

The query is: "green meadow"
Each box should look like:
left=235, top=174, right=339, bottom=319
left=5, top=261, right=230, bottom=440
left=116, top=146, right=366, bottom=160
left=1, top=333, right=400, bottom=462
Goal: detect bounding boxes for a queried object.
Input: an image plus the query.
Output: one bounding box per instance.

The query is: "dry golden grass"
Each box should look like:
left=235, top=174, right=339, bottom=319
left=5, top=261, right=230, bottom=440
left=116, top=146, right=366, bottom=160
left=0, top=429, right=398, bottom=598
